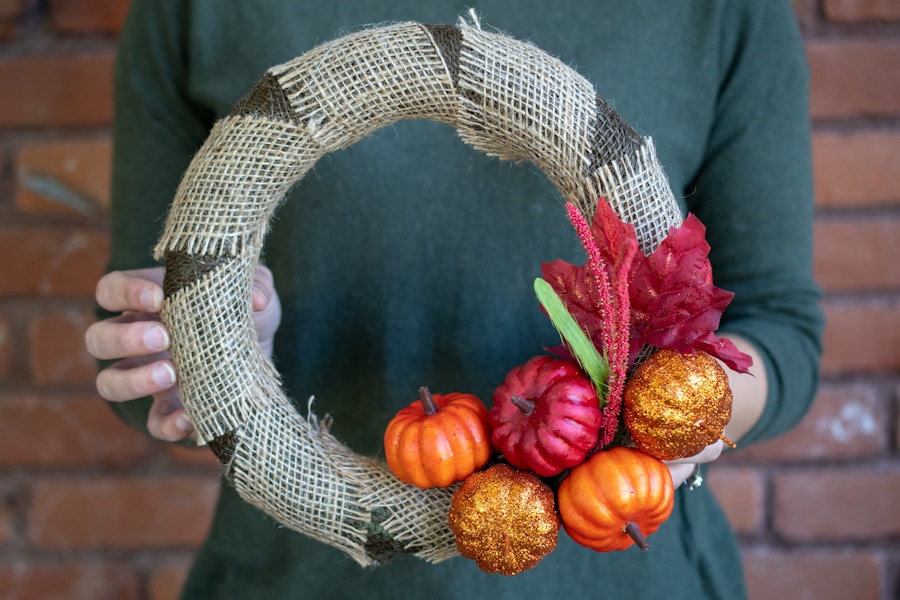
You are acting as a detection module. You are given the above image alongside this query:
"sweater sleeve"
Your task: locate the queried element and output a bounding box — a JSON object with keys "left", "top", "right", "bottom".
{"left": 103, "top": 0, "right": 213, "bottom": 433}
{"left": 686, "top": 0, "right": 824, "bottom": 445}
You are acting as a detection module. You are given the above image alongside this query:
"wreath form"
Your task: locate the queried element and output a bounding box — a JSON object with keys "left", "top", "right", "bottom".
{"left": 155, "top": 19, "right": 682, "bottom": 567}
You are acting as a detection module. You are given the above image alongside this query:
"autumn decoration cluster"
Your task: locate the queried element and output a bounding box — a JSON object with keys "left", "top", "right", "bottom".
{"left": 383, "top": 199, "right": 750, "bottom": 575}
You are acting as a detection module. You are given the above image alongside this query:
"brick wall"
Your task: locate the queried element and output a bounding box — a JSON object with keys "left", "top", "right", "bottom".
{"left": 0, "top": 1, "right": 897, "bottom": 598}
{"left": 712, "top": 2, "right": 900, "bottom": 598}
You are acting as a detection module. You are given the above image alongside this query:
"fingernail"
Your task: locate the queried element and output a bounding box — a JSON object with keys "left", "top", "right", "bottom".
{"left": 144, "top": 325, "right": 170, "bottom": 351}
{"left": 152, "top": 362, "right": 176, "bottom": 386}
{"left": 176, "top": 413, "right": 193, "bottom": 432}
{"left": 251, "top": 284, "right": 268, "bottom": 310}
{"left": 141, "top": 287, "right": 163, "bottom": 311}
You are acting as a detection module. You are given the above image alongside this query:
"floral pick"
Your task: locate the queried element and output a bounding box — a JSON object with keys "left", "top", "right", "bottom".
{"left": 565, "top": 202, "right": 634, "bottom": 448}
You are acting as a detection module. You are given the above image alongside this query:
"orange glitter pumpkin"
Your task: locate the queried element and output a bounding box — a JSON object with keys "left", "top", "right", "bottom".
{"left": 557, "top": 446, "right": 674, "bottom": 552}
{"left": 448, "top": 464, "right": 560, "bottom": 575}
{"left": 623, "top": 349, "right": 735, "bottom": 460}
{"left": 384, "top": 387, "right": 492, "bottom": 489}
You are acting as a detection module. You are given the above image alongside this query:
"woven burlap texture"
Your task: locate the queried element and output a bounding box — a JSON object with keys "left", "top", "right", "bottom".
{"left": 154, "top": 19, "right": 682, "bottom": 567}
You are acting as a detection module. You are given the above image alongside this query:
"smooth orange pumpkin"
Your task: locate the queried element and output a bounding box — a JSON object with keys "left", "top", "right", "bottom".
{"left": 557, "top": 446, "right": 674, "bottom": 552}
{"left": 384, "top": 387, "right": 492, "bottom": 488}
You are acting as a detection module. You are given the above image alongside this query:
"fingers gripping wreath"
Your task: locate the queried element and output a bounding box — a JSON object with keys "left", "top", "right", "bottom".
{"left": 154, "top": 19, "right": 683, "bottom": 568}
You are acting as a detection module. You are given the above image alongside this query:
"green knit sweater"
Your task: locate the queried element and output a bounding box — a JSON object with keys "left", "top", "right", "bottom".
{"left": 107, "top": 1, "right": 823, "bottom": 598}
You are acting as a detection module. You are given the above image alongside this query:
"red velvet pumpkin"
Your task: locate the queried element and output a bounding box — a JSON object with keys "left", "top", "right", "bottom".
{"left": 384, "top": 387, "right": 492, "bottom": 489}
{"left": 557, "top": 446, "right": 674, "bottom": 552}
{"left": 490, "top": 356, "right": 603, "bottom": 477}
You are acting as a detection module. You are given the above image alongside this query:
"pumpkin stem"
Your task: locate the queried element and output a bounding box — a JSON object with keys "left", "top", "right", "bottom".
{"left": 419, "top": 387, "right": 439, "bottom": 416}
{"left": 510, "top": 395, "right": 536, "bottom": 416}
{"left": 695, "top": 420, "right": 737, "bottom": 449}
{"left": 624, "top": 522, "right": 650, "bottom": 551}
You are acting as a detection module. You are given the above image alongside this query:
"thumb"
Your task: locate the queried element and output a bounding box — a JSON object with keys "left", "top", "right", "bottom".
{"left": 251, "top": 265, "right": 282, "bottom": 357}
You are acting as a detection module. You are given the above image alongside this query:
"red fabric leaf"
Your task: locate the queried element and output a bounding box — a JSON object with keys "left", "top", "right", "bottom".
{"left": 629, "top": 214, "right": 750, "bottom": 373}
{"left": 542, "top": 260, "right": 596, "bottom": 332}
{"left": 541, "top": 260, "right": 607, "bottom": 353}
{"left": 542, "top": 201, "right": 752, "bottom": 375}
{"left": 694, "top": 333, "right": 754, "bottom": 374}
{"left": 590, "top": 198, "right": 640, "bottom": 278}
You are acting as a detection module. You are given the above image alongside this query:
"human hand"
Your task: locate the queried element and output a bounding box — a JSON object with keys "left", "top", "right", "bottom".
{"left": 85, "top": 265, "right": 281, "bottom": 442}
{"left": 664, "top": 440, "right": 725, "bottom": 489}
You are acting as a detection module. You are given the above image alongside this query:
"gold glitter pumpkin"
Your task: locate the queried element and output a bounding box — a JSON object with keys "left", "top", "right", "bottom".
{"left": 623, "top": 349, "right": 734, "bottom": 460}
{"left": 448, "top": 463, "right": 560, "bottom": 575}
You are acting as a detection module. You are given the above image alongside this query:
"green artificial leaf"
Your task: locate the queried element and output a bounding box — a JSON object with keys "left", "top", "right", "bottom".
{"left": 534, "top": 277, "right": 610, "bottom": 403}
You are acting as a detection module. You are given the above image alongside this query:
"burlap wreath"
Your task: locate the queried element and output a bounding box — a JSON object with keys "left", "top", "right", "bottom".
{"left": 154, "top": 18, "right": 682, "bottom": 567}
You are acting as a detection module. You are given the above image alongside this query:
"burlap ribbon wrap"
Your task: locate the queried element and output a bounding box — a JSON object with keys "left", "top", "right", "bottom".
{"left": 154, "top": 19, "right": 682, "bottom": 567}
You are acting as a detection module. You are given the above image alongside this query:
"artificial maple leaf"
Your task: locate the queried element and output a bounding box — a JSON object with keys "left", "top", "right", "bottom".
{"left": 541, "top": 259, "right": 606, "bottom": 356}
{"left": 589, "top": 197, "right": 640, "bottom": 276}
{"left": 628, "top": 213, "right": 751, "bottom": 373}
{"left": 542, "top": 199, "right": 752, "bottom": 375}
{"left": 694, "top": 332, "right": 754, "bottom": 373}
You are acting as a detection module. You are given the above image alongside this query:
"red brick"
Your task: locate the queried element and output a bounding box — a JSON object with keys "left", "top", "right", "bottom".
{"left": 813, "top": 131, "right": 900, "bottom": 208}
{"left": 807, "top": 40, "right": 900, "bottom": 118}
{"left": 0, "top": 501, "right": 11, "bottom": 545}
{"left": 743, "top": 550, "right": 881, "bottom": 600}
{"left": 706, "top": 467, "right": 764, "bottom": 534}
{"left": 50, "top": 0, "right": 132, "bottom": 33}
{"left": 28, "top": 311, "right": 99, "bottom": 386}
{"left": 0, "top": 54, "right": 114, "bottom": 127}
{"left": 814, "top": 219, "right": 900, "bottom": 292}
{"left": 0, "top": 317, "right": 11, "bottom": 380}
{"left": 0, "top": 393, "right": 151, "bottom": 467}
{"left": 773, "top": 467, "right": 900, "bottom": 540}
{"left": 896, "top": 389, "right": 900, "bottom": 450}
{"left": 28, "top": 477, "right": 218, "bottom": 549}
{"left": 0, "top": 561, "right": 139, "bottom": 600}
{"left": 733, "top": 386, "right": 886, "bottom": 461}
{"left": 16, "top": 138, "right": 112, "bottom": 216}
{"left": 824, "top": 0, "right": 900, "bottom": 21}
{"left": 821, "top": 301, "right": 900, "bottom": 375}
{"left": 0, "top": 228, "right": 109, "bottom": 297}
{"left": 148, "top": 561, "right": 191, "bottom": 600}
{"left": 0, "top": 0, "right": 21, "bottom": 42}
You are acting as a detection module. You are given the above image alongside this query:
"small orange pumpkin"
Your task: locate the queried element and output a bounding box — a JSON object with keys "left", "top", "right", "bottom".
{"left": 384, "top": 387, "right": 492, "bottom": 488}
{"left": 557, "top": 446, "right": 674, "bottom": 552}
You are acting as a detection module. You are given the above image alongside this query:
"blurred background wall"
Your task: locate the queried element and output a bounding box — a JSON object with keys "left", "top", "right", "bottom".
{"left": 0, "top": 1, "right": 897, "bottom": 598}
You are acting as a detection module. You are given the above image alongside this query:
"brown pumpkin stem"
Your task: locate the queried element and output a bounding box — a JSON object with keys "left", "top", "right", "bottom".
{"left": 695, "top": 420, "right": 737, "bottom": 449}
{"left": 510, "top": 395, "right": 536, "bottom": 416}
{"left": 419, "top": 387, "right": 439, "bottom": 416}
{"left": 624, "top": 522, "right": 650, "bottom": 551}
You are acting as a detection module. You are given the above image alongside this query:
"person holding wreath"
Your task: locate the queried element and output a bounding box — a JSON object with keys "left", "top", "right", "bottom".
{"left": 86, "top": 1, "right": 823, "bottom": 598}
